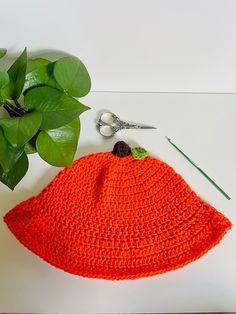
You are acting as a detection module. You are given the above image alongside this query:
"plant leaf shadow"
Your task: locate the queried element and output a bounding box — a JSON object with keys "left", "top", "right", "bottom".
{"left": 0, "top": 48, "right": 70, "bottom": 69}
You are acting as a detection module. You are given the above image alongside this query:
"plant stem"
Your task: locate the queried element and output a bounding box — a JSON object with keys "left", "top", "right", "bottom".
{"left": 14, "top": 99, "right": 27, "bottom": 113}
{"left": 3, "top": 101, "right": 26, "bottom": 117}
{"left": 3, "top": 104, "right": 18, "bottom": 117}
{"left": 14, "top": 99, "right": 21, "bottom": 108}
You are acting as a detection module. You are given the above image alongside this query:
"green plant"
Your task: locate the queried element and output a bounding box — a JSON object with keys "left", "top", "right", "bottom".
{"left": 0, "top": 48, "right": 91, "bottom": 190}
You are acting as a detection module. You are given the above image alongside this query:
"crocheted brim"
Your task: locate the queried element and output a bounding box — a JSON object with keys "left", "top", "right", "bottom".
{"left": 4, "top": 152, "right": 232, "bottom": 280}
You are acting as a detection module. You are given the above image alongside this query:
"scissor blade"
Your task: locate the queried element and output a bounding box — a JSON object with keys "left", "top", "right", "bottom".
{"left": 138, "top": 125, "right": 157, "bottom": 129}
{"left": 124, "top": 124, "right": 157, "bottom": 130}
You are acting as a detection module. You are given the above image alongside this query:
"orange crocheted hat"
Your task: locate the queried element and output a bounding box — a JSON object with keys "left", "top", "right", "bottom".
{"left": 4, "top": 141, "right": 232, "bottom": 280}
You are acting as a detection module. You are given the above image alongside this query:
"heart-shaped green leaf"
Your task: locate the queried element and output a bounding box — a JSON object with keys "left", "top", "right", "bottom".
{"left": 0, "top": 128, "right": 24, "bottom": 172}
{"left": 0, "top": 65, "right": 9, "bottom": 89}
{"left": 24, "top": 86, "right": 89, "bottom": 130}
{"left": 0, "top": 111, "right": 42, "bottom": 147}
{"left": 27, "top": 57, "right": 50, "bottom": 73}
{"left": 36, "top": 118, "right": 80, "bottom": 167}
{"left": 0, "top": 152, "right": 28, "bottom": 190}
{"left": 24, "top": 62, "right": 60, "bottom": 91}
{"left": 53, "top": 56, "right": 91, "bottom": 97}
{"left": 0, "top": 48, "right": 7, "bottom": 59}
{"left": 3, "top": 48, "right": 27, "bottom": 100}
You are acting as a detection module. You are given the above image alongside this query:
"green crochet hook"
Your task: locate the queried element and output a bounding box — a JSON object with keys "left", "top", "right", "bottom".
{"left": 166, "top": 137, "right": 231, "bottom": 200}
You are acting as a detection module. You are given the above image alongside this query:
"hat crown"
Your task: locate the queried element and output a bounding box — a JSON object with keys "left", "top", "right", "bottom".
{"left": 4, "top": 146, "right": 232, "bottom": 280}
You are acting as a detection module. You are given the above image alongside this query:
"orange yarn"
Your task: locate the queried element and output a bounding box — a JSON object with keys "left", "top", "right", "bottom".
{"left": 4, "top": 143, "right": 232, "bottom": 280}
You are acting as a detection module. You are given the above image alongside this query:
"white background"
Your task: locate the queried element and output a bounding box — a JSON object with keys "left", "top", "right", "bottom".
{"left": 1, "top": 0, "right": 236, "bottom": 93}
{"left": 0, "top": 0, "right": 236, "bottom": 313}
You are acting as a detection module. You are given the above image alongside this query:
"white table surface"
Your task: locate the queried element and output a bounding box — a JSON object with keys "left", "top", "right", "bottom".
{"left": 0, "top": 92, "right": 236, "bottom": 313}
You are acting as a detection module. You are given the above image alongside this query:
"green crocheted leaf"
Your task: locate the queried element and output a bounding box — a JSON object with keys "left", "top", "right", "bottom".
{"left": 131, "top": 147, "right": 149, "bottom": 160}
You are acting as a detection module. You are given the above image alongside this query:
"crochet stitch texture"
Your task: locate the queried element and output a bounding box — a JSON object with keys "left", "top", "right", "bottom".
{"left": 4, "top": 143, "right": 232, "bottom": 280}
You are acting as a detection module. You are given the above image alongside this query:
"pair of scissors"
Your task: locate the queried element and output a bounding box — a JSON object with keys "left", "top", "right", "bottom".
{"left": 97, "top": 111, "right": 156, "bottom": 137}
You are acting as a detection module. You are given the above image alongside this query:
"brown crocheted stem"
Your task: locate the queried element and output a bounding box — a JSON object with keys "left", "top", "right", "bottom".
{"left": 112, "top": 141, "right": 131, "bottom": 158}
